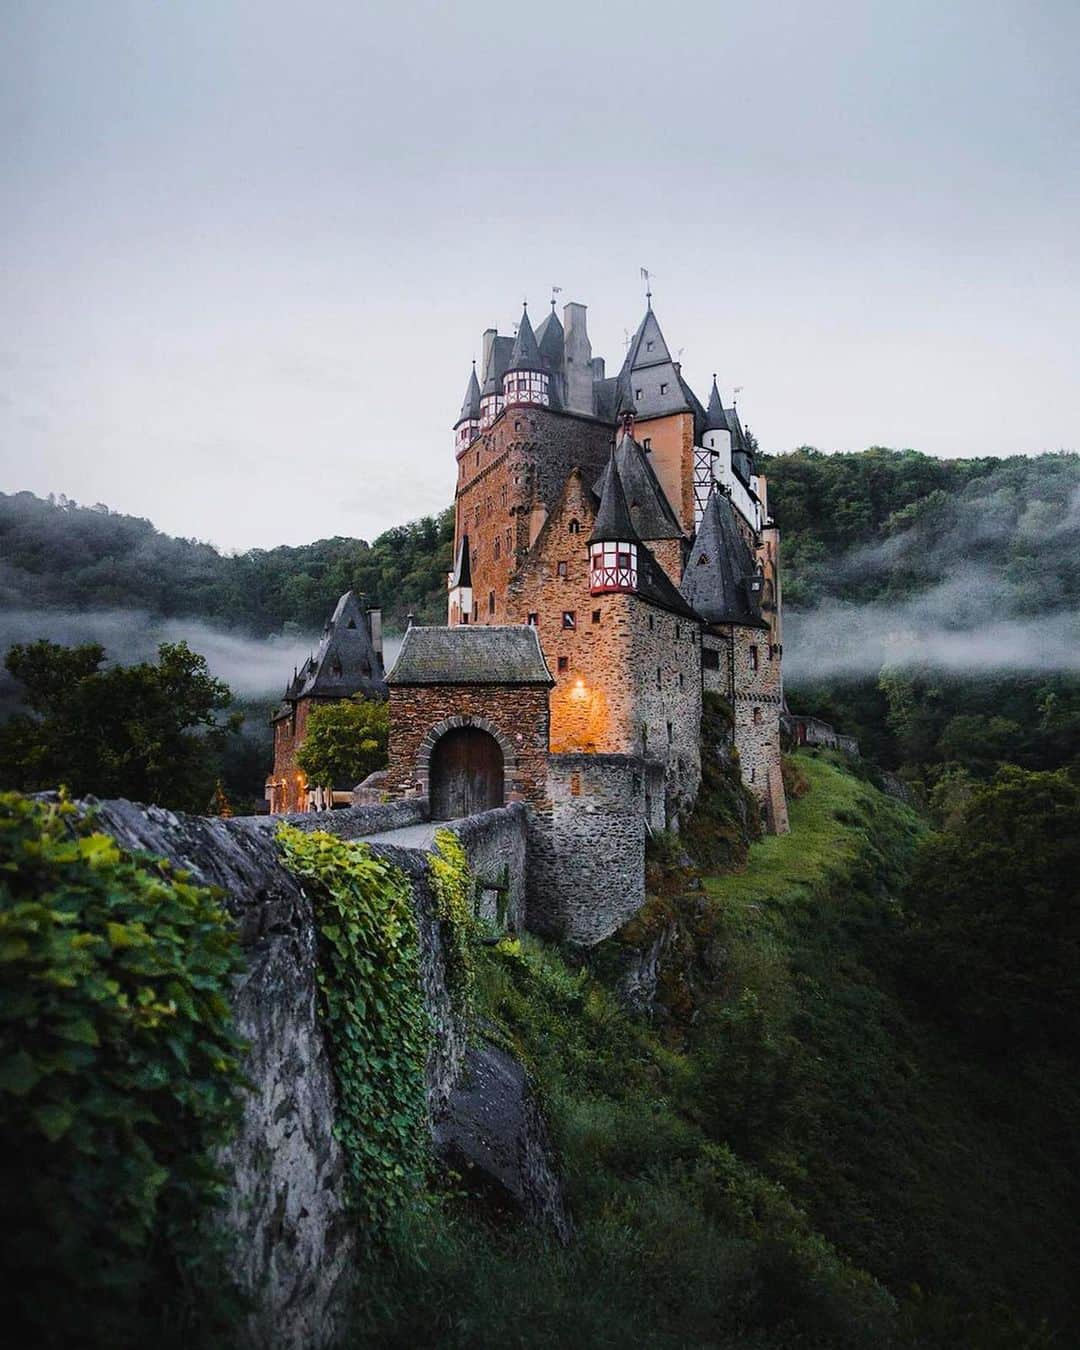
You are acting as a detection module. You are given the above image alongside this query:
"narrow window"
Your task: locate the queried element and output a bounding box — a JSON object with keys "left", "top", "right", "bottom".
{"left": 494, "top": 537, "right": 501, "bottom": 560}
{"left": 476, "top": 451, "right": 480, "bottom": 466}
{"left": 488, "top": 591, "right": 495, "bottom": 615}
{"left": 562, "top": 610, "right": 576, "bottom": 630}
{"left": 750, "top": 766, "right": 756, "bottom": 783}
{"left": 570, "top": 772, "right": 582, "bottom": 796}
{"left": 646, "top": 340, "right": 654, "bottom": 352}
{"left": 675, "top": 624, "right": 680, "bottom": 639}
{"left": 698, "top": 553, "right": 708, "bottom": 565}
{"left": 635, "top": 388, "right": 643, "bottom": 401}
{"left": 679, "top": 672, "right": 684, "bottom": 689}
{"left": 659, "top": 382, "right": 668, "bottom": 395}
{"left": 527, "top": 612, "right": 538, "bottom": 625}
{"left": 753, "top": 706, "right": 763, "bottom": 725}
{"left": 472, "top": 601, "right": 478, "bottom": 619}
{"left": 642, "top": 723, "right": 648, "bottom": 748}
{"left": 568, "top": 518, "right": 580, "bottom": 535}
{"left": 656, "top": 667, "right": 662, "bottom": 689}
{"left": 667, "top": 721, "right": 673, "bottom": 744}
{"left": 558, "top": 655, "right": 569, "bottom": 672}
{"left": 749, "top": 645, "right": 759, "bottom": 671}
{"left": 648, "top": 614, "right": 654, "bottom": 631}
{"left": 643, "top": 437, "right": 651, "bottom": 450}
{"left": 557, "top": 560, "right": 568, "bottom": 578}
{"left": 592, "top": 609, "right": 601, "bottom": 624}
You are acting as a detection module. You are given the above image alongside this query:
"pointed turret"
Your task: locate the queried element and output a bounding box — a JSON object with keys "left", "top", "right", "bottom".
{"left": 454, "top": 362, "right": 482, "bottom": 452}
{"left": 534, "top": 304, "right": 564, "bottom": 373}
{"left": 457, "top": 363, "right": 481, "bottom": 425}
{"left": 588, "top": 452, "right": 640, "bottom": 595}
{"left": 296, "top": 590, "right": 389, "bottom": 700}
{"left": 705, "top": 376, "right": 729, "bottom": 433}
{"left": 503, "top": 303, "right": 551, "bottom": 408}
{"left": 507, "top": 304, "right": 542, "bottom": 371}
{"left": 680, "top": 487, "right": 767, "bottom": 629}
{"left": 447, "top": 533, "right": 473, "bottom": 625}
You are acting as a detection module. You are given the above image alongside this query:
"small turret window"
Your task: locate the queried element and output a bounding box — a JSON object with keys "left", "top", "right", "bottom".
{"left": 568, "top": 519, "right": 580, "bottom": 535}
{"left": 660, "top": 382, "right": 668, "bottom": 395}
{"left": 558, "top": 656, "right": 569, "bottom": 672}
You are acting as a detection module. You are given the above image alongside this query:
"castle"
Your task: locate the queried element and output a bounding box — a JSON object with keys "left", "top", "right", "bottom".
{"left": 269, "top": 294, "right": 787, "bottom": 942}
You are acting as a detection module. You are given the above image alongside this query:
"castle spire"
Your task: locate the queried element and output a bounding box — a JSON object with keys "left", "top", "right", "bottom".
{"left": 705, "top": 375, "right": 730, "bottom": 433}
{"left": 507, "top": 302, "right": 542, "bottom": 371}
{"left": 456, "top": 361, "right": 482, "bottom": 425}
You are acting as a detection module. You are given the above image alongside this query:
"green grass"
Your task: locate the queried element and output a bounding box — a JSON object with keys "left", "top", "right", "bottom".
{"left": 355, "top": 751, "right": 1076, "bottom": 1349}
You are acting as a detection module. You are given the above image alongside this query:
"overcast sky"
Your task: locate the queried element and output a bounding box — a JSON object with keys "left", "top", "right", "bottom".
{"left": 2, "top": 1, "right": 1077, "bottom": 551}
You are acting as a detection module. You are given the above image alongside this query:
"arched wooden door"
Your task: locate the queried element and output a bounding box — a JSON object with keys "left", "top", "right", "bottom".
{"left": 429, "top": 727, "right": 504, "bottom": 820}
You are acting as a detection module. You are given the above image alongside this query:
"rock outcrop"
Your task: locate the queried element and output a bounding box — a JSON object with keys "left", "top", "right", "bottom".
{"left": 75, "top": 798, "right": 566, "bottom": 1348}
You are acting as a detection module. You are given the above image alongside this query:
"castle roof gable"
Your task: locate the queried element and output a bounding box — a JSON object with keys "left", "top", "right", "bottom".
{"left": 387, "top": 625, "right": 554, "bottom": 686}
{"left": 592, "top": 431, "right": 683, "bottom": 541}
{"left": 588, "top": 453, "right": 640, "bottom": 545}
{"left": 296, "top": 590, "right": 388, "bottom": 701}
{"left": 680, "top": 488, "right": 767, "bottom": 629}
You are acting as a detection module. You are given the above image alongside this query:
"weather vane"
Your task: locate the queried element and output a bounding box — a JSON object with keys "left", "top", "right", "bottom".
{"left": 640, "top": 267, "right": 654, "bottom": 307}
{"left": 551, "top": 284, "right": 562, "bottom": 310}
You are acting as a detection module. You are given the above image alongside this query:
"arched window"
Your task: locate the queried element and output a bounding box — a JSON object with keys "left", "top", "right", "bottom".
{"left": 568, "top": 518, "right": 580, "bottom": 535}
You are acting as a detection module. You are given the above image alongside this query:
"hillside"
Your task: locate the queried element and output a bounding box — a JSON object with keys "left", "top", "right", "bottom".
{"left": 3, "top": 448, "right": 1080, "bottom": 803}
{"left": 350, "top": 752, "right": 1080, "bottom": 1346}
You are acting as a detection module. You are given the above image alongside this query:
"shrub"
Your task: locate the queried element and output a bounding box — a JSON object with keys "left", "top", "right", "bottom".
{"left": 0, "top": 792, "right": 246, "bottom": 1347}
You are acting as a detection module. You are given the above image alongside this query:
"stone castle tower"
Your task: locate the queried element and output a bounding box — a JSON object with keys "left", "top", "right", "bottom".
{"left": 435, "top": 296, "right": 787, "bottom": 834}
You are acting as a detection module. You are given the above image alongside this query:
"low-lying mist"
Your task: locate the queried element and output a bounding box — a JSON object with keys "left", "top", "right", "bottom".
{"left": 786, "top": 566, "right": 1080, "bottom": 681}
{"left": 0, "top": 610, "right": 404, "bottom": 701}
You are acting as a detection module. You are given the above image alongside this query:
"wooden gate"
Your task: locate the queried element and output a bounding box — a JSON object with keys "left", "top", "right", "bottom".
{"left": 429, "top": 727, "right": 505, "bottom": 820}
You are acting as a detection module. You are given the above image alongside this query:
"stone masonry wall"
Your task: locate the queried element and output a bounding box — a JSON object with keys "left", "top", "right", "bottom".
{"left": 448, "top": 802, "right": 529, "bottom": 930}
{"left": 626, "top": 600, "right": 702, "bottom": 824}
{"left": 526, "top": 753, "right": 650, "bottom": 944}
{"left": 268, "top": 697, "right": 313, "bottom": 814}
{"left": 454, "top": 406, "right": 613, "bottom": 625}
{"left": 729, "top": 625, "right": 788, "bottom": 833}
{"left": 384, "top": 683, "right": 551, "bottom": 806}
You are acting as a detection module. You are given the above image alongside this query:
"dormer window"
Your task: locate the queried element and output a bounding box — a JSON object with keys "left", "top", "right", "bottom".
{"left": 643, "top": 438, "right": 651, "bottom": 451}
{"left": 646, "top": 340, "right": 654, "bottom": 352}
{"left": 635, "top": 389, "right": 643, "bottom": 401}
{"left": 660, "top": 382, "right": 668, "bottom": 394}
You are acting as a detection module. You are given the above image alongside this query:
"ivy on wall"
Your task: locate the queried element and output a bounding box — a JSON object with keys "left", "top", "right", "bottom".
{"left": 0, "top": 791, "right": 247, "bottom": 1348}
{"left": 428, "top": 828, "right": 476, "bottom": 1025}
{"left": 276, "top": 826, "right": 431, "bottom": 1233}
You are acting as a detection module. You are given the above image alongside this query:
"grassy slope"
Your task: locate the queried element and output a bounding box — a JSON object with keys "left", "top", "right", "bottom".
{"left": 361, "top": 754, "right": 1076, "bottom": 1348}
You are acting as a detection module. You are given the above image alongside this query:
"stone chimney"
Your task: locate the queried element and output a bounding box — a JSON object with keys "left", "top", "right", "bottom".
{"left": 563, "top": 302, "right": 594, "bottom": 415}
{"left": 481, "top": 328, "right": 497, "bottom": 380}
{"left": 367, "top": 607, "right": 383, "bottom": 668}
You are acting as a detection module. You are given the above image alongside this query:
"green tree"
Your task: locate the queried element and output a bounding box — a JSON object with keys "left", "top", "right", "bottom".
{"left": 294, "top": 696, "right": 389, "bottom": 791}
{"left": 0, "top": 640, "right": 238, "bottom": 811}
{"left": 903, "top": 765, "right": 1080, "bottom": 1049}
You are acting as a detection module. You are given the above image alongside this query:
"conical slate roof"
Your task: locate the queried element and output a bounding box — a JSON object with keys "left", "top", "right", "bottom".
{"left": 456, "top": 364, "right": 481, "bottom": 425}
{"left": 507, "top": 304, "right": 543, "bottom": 372}
{"left": 617, "top": 307, "right": 702, "bottom": 423}
{"left": 534, "top": 306, "right": 564, "bottom": 372}
{"left": 588, "top": 453, "right": 639, "bottom": 544}
{"left": 705, "top": 377, "right": 729, "bottom": 433}
{"left": 591, "top": 431, "right": 683, "bottom": 541}
{"left": 449, "top": 533, "right": 472, "bottom": 589}
{"left": 680, "top": 487, "right": 768, "bottom": 629}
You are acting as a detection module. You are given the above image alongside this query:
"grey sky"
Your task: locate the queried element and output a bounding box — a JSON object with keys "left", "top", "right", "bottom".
{"left": 2, "top": 0, "right": 1077, "bottom": 551}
